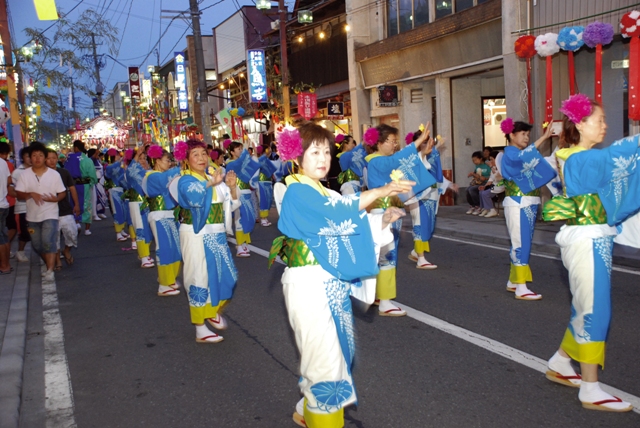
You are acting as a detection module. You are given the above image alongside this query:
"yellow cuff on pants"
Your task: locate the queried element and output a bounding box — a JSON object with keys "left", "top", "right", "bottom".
{"left": 561, "top": 328, "right": 606, "bottom": 368}
{"left": 304, "top": 399, "right": 344, "bottom": 428}
{"left": 376, "top": 267, "right": 397, "bottom": 300}
{"left": 260, "top": 210, "right": 269, "bottom": 219}
{"left": 236, "top": 230, "right": 251, "bottom": 245}
{"left": 509, "top": 264, "right": 532, "bottom": 284}
{"left": 190, "top": 299, "right": 228, "bottom": 325}
{"left": 128, "top": 225, "right": 137, "bottom": 240}
{"left": 114, "top": 223, "right": 126, "bottom": 233}
{"left": 136, "top": 240, "right": 151, "bottom": 258}
{"left": 157, "top": 261, "right": 181, "bottom": 286}
{"left": 414, "top": 240, "right": 430, "bottom": 253}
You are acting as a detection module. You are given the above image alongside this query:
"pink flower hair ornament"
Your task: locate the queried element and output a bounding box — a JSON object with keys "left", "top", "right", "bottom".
{"left": 210, "top": 150, "right": 219, "bottom": 161}
{"left": 223, "top": 139, "right": 232, "bottom": 150}
{"left": 256, "top": 145, "right": 264, "bottom": 155}
{"left": 124, "top": 149, "right": 134, "bottom": 161}
{"left": 276, "top": 125, "right": 304, "bottom": 162}
{"left": 335, "top": 134, "right": 345, "bottom": 144}
{"left": 559, "top": 93, "right": 593, "bottom": 124}
{"left": 500, "top": 117, "right": 515, "bottom": 135}
{"left": 147, "top": 145, "right": 164, "bottom": 159}
{"left": 107, "top": 148, "right": 118, "bottom": 157}
{"left": 173, "top": 141, "right": 188, "bottom": 162}
{"left": 363, "top": 127, "right": 379, "bottom": 146}
{"left": 405, "top": 132, "right": 414, "bottom": 145}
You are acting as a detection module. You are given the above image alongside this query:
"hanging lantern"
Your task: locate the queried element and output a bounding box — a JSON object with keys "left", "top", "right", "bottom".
{"left": 298, "top": 10, "right": 313, "bottom": 24}
{"left": 557, "top": 26, "right": 585, "bottom": 96}
{"left": 583, "top": 22, "right": 614, "bottom": 104}
{"left": 535, "top": 33, "right": 560, "bottom": 124}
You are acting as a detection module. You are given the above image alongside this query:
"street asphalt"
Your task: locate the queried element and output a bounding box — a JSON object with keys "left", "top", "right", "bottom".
{"left": 4, "top": 206, "right": 640, "bottom": 427}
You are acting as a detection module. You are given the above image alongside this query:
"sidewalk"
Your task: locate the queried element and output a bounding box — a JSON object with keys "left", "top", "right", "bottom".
{"left": 433, "top": 205, "right": 640, "bottom": 269}
{"left": 0, "top": 245, "right": 32, "bottom": 428}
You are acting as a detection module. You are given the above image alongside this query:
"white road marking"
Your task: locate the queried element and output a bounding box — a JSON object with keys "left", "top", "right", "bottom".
{"left": 42, "top": 277, "right": 77, "bottom": 427}
{"left": 243, "top": 237, "right": 640, "bottom": 413}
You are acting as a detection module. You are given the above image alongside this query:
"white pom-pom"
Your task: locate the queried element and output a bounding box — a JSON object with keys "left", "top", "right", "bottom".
{"left": 535, "top": 33, "right": 560, "bottom": 57}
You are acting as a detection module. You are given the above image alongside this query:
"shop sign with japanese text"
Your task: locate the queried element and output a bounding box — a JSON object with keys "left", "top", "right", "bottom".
{"left": 327, "top": 102, "right": 344, "bottom": 119}
{"left": 128, "top": 67, "right": 141, "bottom": 103}
{"left": 174, "top": 52, "right": 189, "bottom": 113}
{"left": 297, "top": 92, "right": 317, "bottom": 120}
{"left": 247, "top": 49, "right": 267, "bottom": 103}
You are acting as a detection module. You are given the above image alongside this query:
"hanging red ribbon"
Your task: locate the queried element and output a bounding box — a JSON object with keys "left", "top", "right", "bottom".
{"left": 630, "top": 37, "right": 640, "bottom": 120}
{"left": 545, "top": 56, "right": 553, "bottom": 124}
{"left": 595, "top": 44, "right": 603, "bottom": 103}
{"left": 568, "top": 51, "right": 576, "bottom": 95}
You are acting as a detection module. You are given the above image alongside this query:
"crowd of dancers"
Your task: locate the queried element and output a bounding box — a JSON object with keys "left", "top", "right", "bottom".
{"left": 4, "top": 92, "right": 638, "bottom": 427}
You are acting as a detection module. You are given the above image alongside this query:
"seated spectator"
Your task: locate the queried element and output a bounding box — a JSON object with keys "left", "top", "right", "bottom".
{"left": 482, "top": 147, "right": 492, "bottom": 164}
{"left": 466, "top": 151, "right": 491, "bottom": 215}
{"left": 477, "top": 150, "right": 504, "bottom": 218}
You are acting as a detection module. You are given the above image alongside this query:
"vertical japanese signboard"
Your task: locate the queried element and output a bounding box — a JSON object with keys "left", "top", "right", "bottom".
{"left": 174, "top": 52, "right": 189, "bottom": 113}
{"left": 247, "top": 49, "right": 267, "bottom": 103}
{"left": 297, "top": 92, "right": 317, "bottom": 120}
{"left": 128, "top": 67, "right": 141, "bottom": 103}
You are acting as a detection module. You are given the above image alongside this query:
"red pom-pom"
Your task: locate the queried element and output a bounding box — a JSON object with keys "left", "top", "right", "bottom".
{"left": 363, "top": 127, "right": 379, "bottom": 146}
{"left": 621, "top": 11, "right": 640, "bottom": 38}
{"left": 514, "top": 35, "right": 537, "bottom": 59}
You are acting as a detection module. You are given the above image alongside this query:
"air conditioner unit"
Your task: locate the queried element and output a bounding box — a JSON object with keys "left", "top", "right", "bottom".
{"left": 271, "top": 20, "right": 280, "bottom": 30}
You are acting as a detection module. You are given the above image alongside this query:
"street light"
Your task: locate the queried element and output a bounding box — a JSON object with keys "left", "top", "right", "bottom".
{"left": 256, "top": 0, "right": 271, "bottom": 10}
{"left": 119, "top": 91, "right": 126, "bottom": 98}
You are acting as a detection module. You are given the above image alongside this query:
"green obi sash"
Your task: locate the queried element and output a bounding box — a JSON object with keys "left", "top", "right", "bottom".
{"left": 543, "top": 194, "right": 607, "bottom": 225}
{"left": 337, "top": 169, "right": 359, "bottom": 185}
{"left": 147, "top": 195, "right": 166, "bottom": 212}
{"left": 124, "top": 188, "right": 145, "bottom": 202}
{"left": 180, "top": 202, "right": 224, "bottom": 225}
{"left": 370, "top": 196, "right": 404, "bottom": 210}
{"left": 237, "top": 178, "right": 251, "bottom": 190}
{"left": 259, "top": 172, "right": 271, "bottom": 182}
{"left": 269, "top": 236, "right": 319, "bottom": 268}
{"left": 504, "top": 180, "right": 541, "bottom": 197}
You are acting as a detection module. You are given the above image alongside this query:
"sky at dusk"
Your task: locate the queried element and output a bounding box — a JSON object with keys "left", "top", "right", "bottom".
{"left": 8, "top": 0, "right": 285, "bottom": 117}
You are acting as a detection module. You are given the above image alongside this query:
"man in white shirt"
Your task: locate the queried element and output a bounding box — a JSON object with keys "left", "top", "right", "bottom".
{"left": 11, "top": 147, "right": 32, "bottom": 262}
{"left": 14, "top": 142, "right": 66, "bottom": 282}
{"left": 0, "top": 154, "right": 11, "bottom": 274}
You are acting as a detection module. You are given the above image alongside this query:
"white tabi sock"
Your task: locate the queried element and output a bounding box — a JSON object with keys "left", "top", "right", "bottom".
{"left": 378, "top": 299, "right": 399, "bottom": 312}
{"left": 195, "top": 324, "right": 213, "bottom": 339}
{"left": 295, "top": 397, "right": 305, "bottom": 416}
{"left": 579, "top": 381, "right": 631, "bottom": 410}
{"left": 548, "top": 351, "right": 579, "bottom": 380}
{"left": 515, "top": 283, "right": 539, "bottom": 297}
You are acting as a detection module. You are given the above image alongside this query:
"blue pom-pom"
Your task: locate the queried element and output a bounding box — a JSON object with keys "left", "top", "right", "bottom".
{"left": 558, "top": 26, "right": 585, "bottom": 52}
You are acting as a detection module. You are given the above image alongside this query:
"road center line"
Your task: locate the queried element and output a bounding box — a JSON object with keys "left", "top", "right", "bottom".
{"left": 239, "top": 238, "right": 640, "bottom": 413}
{"left": 42, "top": 277, "right": 77, "bottom": 427}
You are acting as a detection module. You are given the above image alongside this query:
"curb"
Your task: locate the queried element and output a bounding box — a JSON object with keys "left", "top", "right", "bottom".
{"left": 0, "top": 248, "right": 32, "bottom": 428}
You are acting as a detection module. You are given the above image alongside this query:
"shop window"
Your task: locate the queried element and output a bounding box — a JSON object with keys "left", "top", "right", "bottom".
{"left": 387, "top": 0, "right": 486, "bottom": 36}
{"left": 482, "top": 97, "right": 506, "bottom": 148}
{"left": 410, "top": 88, "right": 424, "bottom": 103}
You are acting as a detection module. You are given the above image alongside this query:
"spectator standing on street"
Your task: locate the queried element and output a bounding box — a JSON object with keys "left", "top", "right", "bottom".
{"left": 465, "top": 151, "right": 491, "bottom": 215}
{"left": 45, "top": 149, "right": 79, "bottom": 269}
{"left": 0, "top": 147, "right": 12, "bottom": 274}
{"left": 65, "top": 140, "right": 97, "bottom": 235}
{"left": 542, "top": 94, "right": 639, "bottom": 412}
{"left": 0, "top": 142, "right": 17, "bottom": 260}
{"left": 497, "top": 118, "right": 554, "bottom": 301}
{"left": 11, "top": 147, "right": 32, "bottom": 262}
{"left": 477, "top": 150, "right": 503, "bottom": 218}
{"left": 14, "top": 142, "right": 66, "bottom": 282}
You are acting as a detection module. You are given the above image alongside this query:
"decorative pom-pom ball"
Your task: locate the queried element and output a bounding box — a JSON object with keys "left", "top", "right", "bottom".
{"left": 173, "top": 141, "right": 188, "bottom": 161}
{"left": 559, "top": 93, "right": 593, "bottom": 124}
{"left": 237, "top": 107, "right": 245, "bottom": 116}
{"left": 583, "top": 22, "right": 614, "bottom": 47}
{"left": 223, "top": 139, "right": 232, "bottom": 150}
{"left": 335, "top": 134, "right": 345, "bottom": 144}
{"left": 621, "top": 11, "right": 640, "bottom": 38}
{"left": 500, "top": 117, "right": 515, "bottom": 135}
{"left": 147, "top": 145, "right": 164, "bottom": 159}
{"left": 557, "top": 26, "right": 585, "bottom": 52}
{"left": 405, "top": 132, "right": 414, "bottom": 145}
{"left": 230, "top": 108, "right": 238, "bottom": 117}
{"left": 363, "top": 127, "right": 380, "bottom": 146}
{"left": 276, "top": 126, "right": 304, "bottom": 162}
{"left": 514, "top": 35, "right": 537, "bottom": 59}
{"left": 535, "top": 33, "right": 560, "bottom": 57}
{"left": 210, "top": 151, "right": 219, "bottom": 161}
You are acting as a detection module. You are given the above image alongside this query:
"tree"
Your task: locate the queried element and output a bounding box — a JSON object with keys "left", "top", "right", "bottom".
{"left": 17, "top": 9, "right": 119, "bottom": 138}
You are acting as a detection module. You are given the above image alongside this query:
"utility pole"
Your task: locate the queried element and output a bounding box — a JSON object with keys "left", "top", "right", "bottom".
{"left": 189, "top": 0, "right": 213, "bottom": 146}
{"left": 0, "top": 0, "right": 25, "bottom": 151}
{"left": 278, "top": 0, "right": 290, "bottom": 121}
{"left": 90, "top": 33, "right": 104, "bottom": 110}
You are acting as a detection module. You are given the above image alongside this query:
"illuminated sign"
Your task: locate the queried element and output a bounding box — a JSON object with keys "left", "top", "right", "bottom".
{"left": 174, "top": 52, "right": 189, "bottom": 113}
{"left": 247, "top": 49, "right": 267, "bottom": 103}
